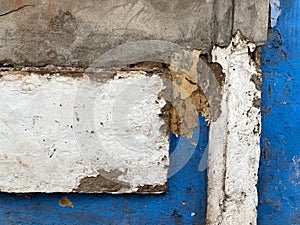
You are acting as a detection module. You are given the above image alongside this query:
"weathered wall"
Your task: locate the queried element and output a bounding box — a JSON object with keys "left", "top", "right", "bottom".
{"left": 0, "top": 0, "right": 268, "bottom": 66}
{"left": 258, "top": 0, "right": 300, "bottom": 224}
{"left": 0, "top": 0, "right": 272, "bottom": 223}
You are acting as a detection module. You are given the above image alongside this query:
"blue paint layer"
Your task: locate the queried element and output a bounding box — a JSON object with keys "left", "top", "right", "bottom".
{"left": 0, "top": 116, "right": 208, "bottom": 225}
{"left": 258, "top": 0, "right": 300, "bottom": 224}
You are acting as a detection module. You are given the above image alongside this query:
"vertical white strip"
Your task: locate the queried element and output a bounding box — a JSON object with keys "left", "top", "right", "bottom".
{"left": 206, "top": 32, "right": 261, "bottom": 225}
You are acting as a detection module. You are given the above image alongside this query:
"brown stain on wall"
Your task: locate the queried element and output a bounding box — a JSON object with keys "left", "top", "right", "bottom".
{"left": 59, "top": 196, "right": 74, "bottom": 208}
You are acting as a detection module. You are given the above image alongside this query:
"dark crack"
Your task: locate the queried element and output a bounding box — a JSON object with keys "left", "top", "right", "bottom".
{"left": 0, "top": 5, "right": 35, "bottom": 17}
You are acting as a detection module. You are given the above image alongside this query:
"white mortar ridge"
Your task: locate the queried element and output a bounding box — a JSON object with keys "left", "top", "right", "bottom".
{"left": 206, "top": 32, "right": 261, "bottom": 225}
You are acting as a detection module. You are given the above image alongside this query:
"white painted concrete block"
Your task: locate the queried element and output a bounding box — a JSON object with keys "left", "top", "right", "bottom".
{"left": 0, "top": 71, "right": 169, "bottom": 193}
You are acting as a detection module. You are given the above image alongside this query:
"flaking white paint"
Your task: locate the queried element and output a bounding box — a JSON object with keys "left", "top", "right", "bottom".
{"left": 0, "top": 71, "right": 169, "bottom": 193}
{"left": 206, "top": 32, "right": 261, "bottom": 225}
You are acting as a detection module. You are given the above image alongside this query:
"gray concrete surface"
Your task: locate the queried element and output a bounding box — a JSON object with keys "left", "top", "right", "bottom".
{"left": 0, "top": 0, "right": 269, "bottom": 66}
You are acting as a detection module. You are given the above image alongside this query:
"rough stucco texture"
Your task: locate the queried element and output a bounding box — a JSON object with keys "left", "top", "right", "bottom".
{"left": 258, "top": 0, "right": 300, "bottom": 224}
{"left": 0, "top": 71, "right": 169, "bottom": 193}
{"left": 0, "top": 0, "right": 268, "bottom": 66}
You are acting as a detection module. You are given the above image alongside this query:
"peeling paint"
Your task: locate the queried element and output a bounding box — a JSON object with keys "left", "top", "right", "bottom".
{"left": 169, "top": 50, "right": 210, "bottom": 139}
{"left": 0, "top": 0, "right": 272, "bottom": 223}
{"left": 84, "top": 40, "right": 219, "bottom": 139}
{"left": 0, "top": 40, "right": 230, "bottom": 194}
{"left": 90, "top": 40, "right": 224, "bottom": 139}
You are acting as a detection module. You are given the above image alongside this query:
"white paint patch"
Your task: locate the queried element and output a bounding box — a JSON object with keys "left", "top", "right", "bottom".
{"left": 270, "top": 0, "right": 281, "bottom": 27}
{"left": 0, "top": 71, "right": 169, "bottom": 193}
{"left": 206, "top": 32, "right": 261, "bottom": 225}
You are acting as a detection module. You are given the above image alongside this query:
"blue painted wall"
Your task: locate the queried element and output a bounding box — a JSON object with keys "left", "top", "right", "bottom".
{"left": 0, "top": 117, "right": 208, "bottom": 224}
{"left": 258, "top": 0, "right": 300, "bottom": 224}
